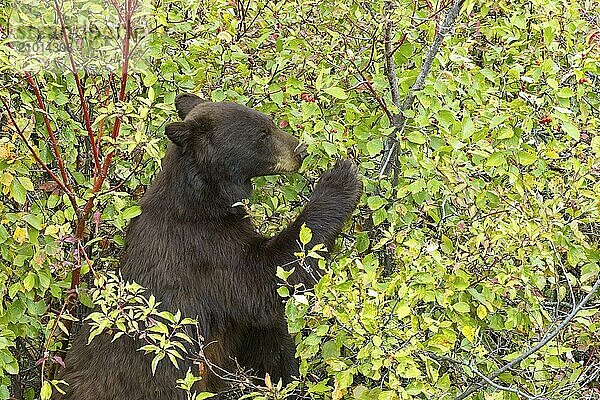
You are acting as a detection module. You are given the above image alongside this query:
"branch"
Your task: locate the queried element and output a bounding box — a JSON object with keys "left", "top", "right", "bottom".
{"left": 343, "top": 38, "right": 393, "bottom": 122}
{"left": 40, "top": 291, "right": 77, "bottom": 383}
{"left": 427, "top": 352, "right": 536, "bottom": 400}
{"left": 54, "top": 0, "right": 137, "bottom": 373}
{"left": 101, "top": 0, "right": 135, "bottom": 170}
{"left": 53, "top": 0, "right": 101, "bottom": 177}
{"left": 455, "top": 276, "right": 600, "bottom": 400}
{"left": 384, "top": 0, "right": 401, "bottom": 112}
{"left": 24, "top": 71, "right": 75, "bottom": 191}
{"left": 379, "top": 0, "right": 466, "bottom": 178}
{"left": 72, "top": 0, "right": 136, "bottom": 279}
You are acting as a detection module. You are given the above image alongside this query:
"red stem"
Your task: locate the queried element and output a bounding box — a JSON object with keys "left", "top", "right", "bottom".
{"left": 24, "top": 72, "right": 75, "bottom": 195}
{"left": 70, "top": 0, "right": 135, "bottom": 289}
{"left": 53, "top": 0, "right": 101, "bottom": 178}
{"left": 90, "top": 76, "right": 112, "bottom": 146}
{"left": 39, "top": 291, "right": 76, "bottom": 381}
{"left": 48, "top": 1, "right": 137, "bottom": 377}
{"left": 1, "top": 98, "right": 74, "bottom": 201}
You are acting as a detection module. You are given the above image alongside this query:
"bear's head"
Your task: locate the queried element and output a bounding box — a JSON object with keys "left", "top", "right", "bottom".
{"left": 164, "top": 93, "right": 307, "bottom": 181}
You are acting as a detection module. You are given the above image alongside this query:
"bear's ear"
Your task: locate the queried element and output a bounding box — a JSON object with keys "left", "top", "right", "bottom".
{"left": 175, "top": 93, "right": 205, "bottom": 120}
{"left": 165, "top": 122, "right": 192, "bottom": 147}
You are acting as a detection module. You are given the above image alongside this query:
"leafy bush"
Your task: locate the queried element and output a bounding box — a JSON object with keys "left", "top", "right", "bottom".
{"left": 0, "top": 0, "right": 599, "bottom": 399}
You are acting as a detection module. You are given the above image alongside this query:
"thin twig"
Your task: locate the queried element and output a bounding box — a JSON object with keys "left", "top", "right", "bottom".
{"left": 550, "top": 240, "right": 576, "bottom": 307}
{"left": 1, "top": 98, "right": 72, "bottom": 198}
{"left": 343, "top": 40, "right": 393, "bottom": 122}
{"left": 39, "top": 292, "right": 76, "bottom": 382}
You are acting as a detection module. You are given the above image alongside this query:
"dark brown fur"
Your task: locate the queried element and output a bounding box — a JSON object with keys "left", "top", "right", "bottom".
{"left": 55, "top": 94, "right": 362, "bottom": 399}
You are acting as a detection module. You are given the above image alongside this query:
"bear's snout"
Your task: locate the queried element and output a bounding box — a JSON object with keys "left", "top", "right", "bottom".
{"left": 270, "top": 130, "right": 305, "bottom": 174}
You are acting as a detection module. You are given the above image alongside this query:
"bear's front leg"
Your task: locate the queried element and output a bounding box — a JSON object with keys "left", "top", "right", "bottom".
{"left": 299, "top": 159, "right": 362, "bottom": 249}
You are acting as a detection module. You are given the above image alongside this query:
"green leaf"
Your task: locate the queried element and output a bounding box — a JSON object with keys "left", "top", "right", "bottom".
{"left": 497, "top": 127, "right": 514, "bottom": 139}
{"left": 307, "top": 380, "right": 330, "bottom": 394}
{"left": 373, "top": 208, "right": 387, "bottom": 226}
{"left": 276, "top": 266, "right": 295, "bottom": 280}
{"left": 367, "top": 196, "right": 386, "bottom": 210}
{"left": 0, "top": 385, "right": 9, "bottom": 399}
{"left": 270, "top": 90, "right": 284, "bottom": 106}
{"left": 477, "top": 305, "right": 488, "bottom": 319}
{"left": 396, "top": 303, "right": 411, "bottom": 319}
{"left": 355, "top": 232, "right": 370, "bottom": 253}
{"left": 322, "top": 141, "right": 337, "bottom": 156}
{"left": 441, "top": 235, "right": 454, "bottom": 254}
{"left": 461, "top": 116, "right": 475, "bottom": 140}
{"left": 453, "top": 302, "right": 470, "bottom": 313}
{"left": 486, "top": 152, "right": 506, "bottom": 167}
{"left": 23, "top": 272, "right": 36, "bottom": 291}
{"left": 324, "top": 86, "right": 348, "bottom": 100}
{"left": 407, "top": 131, "right": 426, "bottom": 144}
{"left": 0, "top": 225, "right": 8, "bottom": 244}
{"left": 17, "top": 176, "right": 34, "bottom": 191}
{"left": 336, "top": 369, "right": 354, "bottom": 389}
{"left": 11, "top": 179, "right": 26, "bottom": 205}
{"left": 211, "top": 89, "right": 226, "bottom": 102}
{"left": 562, "top": 121, "right": 580, "bottom": 140}
{"left": 460, "top": 324, "right": 477, "bottom": 343}
{"left": 23, "top": 214, "right": 43, "bottom": 230}
{"left": 436, "top": 110, "right": 455, "bottom": 127}
{"left": 556, "top": 87, "right": 574, "bottom": 98}
{"left": 151, "top": 352, "right": 165, "bottom": 375}
{"left": 195, "top": 393, "right": 216, "bottom": 400}
{"left": 489, "top": 115, "right": 508, "bottom": 129}
{"left": 516, "top": 151, "right": 537, "bottom": 166}
{"left": 143, "top": 73, "right": 158, "bottom": 87}
{"left": 122, "top": 206, "right": 142, "bottom": 220}
{"left": 79, "top": 291, "right": 94, "bottom": 308}
{"left": 366, "top": 139, "right": 383, "bottom": 156}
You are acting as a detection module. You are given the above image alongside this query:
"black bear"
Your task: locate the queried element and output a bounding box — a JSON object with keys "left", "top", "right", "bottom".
{"left": 55, "top": 93, "right": 362, "bottom": 399}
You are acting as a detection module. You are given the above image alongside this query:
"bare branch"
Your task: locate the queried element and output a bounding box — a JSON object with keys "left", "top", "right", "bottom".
{"left": 427, "top": 352, "right": 537, "bottom": 399}
{"left": 384, "top": 0, "right": 401, "bottom": 112}
{"left": 379, "top": 0, "right": 466, "bottom": 178}
{"left": 456, "top": 276, "right": 600, "bottom": 400}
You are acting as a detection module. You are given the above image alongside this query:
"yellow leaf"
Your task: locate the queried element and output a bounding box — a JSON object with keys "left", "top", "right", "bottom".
{"left": 40, "top": 381, "right": 52, "bottom": 400}
{"left": 0, "top": 172, "right": 13, "bottom": 188}
{"left": 14, "top": 226, "right": 28, "bottom": 244}
{"left": 477, "top": 305, "right": 488, "bottom": 319}
{"left": 0, "top": 143, "right": 14, "bottom": 160}
{"left": 461, "top": 324, "right": 477, "bottom": 343}
{"left": 217, "top": 31, "right": 233, "bottom": 42}
{"left": 396, "top": 303, "right": 411, "bottom": 319}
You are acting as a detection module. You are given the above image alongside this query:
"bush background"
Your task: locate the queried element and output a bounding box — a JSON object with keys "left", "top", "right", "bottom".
{"left": 0, "top": 0, "right": 599, "bottom": 399}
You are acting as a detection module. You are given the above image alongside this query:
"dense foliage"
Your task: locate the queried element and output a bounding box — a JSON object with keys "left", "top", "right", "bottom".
{"left": 0, "top": 0, "right": 599, "bottom": 399}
